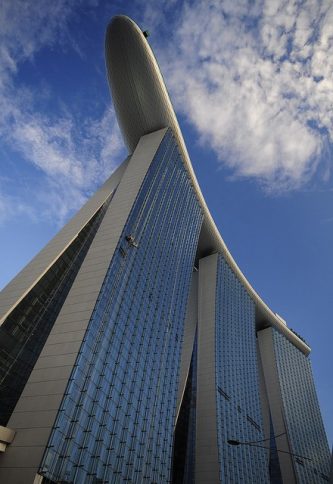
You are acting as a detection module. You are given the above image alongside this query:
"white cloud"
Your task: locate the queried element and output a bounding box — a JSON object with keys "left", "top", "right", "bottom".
{"left": 0, "top": 0, "right": 124, "bottom": 226}
{"left": 142, "top": 0, "right": 333, "bottom": 191}
{"left": 0, "top": 186, "right": 37, "bottom": 225}
{"left": 2, "top": 0, "right": 332, "bottom": 223}
{"left": 0, "top": 0, "right": 76, "bottom": 62}
{"left": 0, "top": 93, "right": 124, "bottom": 224}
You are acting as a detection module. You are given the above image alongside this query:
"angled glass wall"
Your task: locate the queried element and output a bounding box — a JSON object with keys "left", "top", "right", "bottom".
{"left": 215, "top": 254, "right": 269, "bottom": 483}
{"left": 0, "top": 200, "right": 110, "bottom": 426}
{"left": 39, "top": 130, "right": 204, "bottom": 483}
{"left": 272, "top": 328, "right": 330, "bottom": 483}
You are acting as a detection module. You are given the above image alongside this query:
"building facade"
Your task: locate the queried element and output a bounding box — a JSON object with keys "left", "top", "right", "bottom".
{"left": 0, "top": 15, "right": 330, "bottom": 484}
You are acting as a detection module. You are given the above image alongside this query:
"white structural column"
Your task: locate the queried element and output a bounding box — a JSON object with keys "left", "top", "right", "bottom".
{"left": 196, "top": 253, "right": 220, "bottom": 483}
{"left": 0, "top": 128, "right": 168, "bottom": 484}
{"left": 257, "top": 328, "right": 296, "bottom": 484}
{"left": 256, "top": 340, "right": 271, "bottom": 446}
{"left": 0, "top": 159, "right": 129, "bottom": 326}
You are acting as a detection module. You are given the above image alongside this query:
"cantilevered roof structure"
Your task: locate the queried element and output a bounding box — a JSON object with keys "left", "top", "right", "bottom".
{"left": 105, "top": 15, "right": 310, "bottom": 355}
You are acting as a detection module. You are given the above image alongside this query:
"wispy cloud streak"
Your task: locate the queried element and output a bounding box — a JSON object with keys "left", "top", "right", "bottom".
{"left": 0, "top": 0, "right": 124, "bottom": 225}
{"left": 142, "top": 0, "right": 333, "bottom": 191}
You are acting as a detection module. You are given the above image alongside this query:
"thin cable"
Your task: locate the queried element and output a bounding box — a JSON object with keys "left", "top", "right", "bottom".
{"left": 242, "top": 431, "right": 287, "bottom": 445}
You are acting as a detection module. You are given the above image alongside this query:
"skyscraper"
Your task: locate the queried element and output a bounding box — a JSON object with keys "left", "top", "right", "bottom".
{"left": 0, "top": 14, "right": 330, "bottom": 484}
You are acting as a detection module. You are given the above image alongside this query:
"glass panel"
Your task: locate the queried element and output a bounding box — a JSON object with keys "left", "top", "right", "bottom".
{"left": 272, "top": 328, "right": 331, "bottom": 482}
{"left": 215, "top": 255, "right": 269, "bottom": 483}
{"left": 40, "top": 129, "right": 203, "bottom": 483}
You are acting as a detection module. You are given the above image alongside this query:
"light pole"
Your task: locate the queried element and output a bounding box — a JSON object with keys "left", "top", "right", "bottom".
{"left": 227, "top": 434, "right": 312, "bottom": 462}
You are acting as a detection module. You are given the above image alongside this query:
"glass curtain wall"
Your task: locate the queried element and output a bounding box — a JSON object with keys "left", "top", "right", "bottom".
{"left": 215, "top": 254, "right": 269, "bottom": 483}
{"left": 39, "top": 130, "right": 203, "bottom": 483}
{"left": 272, "top": 329, "right": 330, "bottom": 483}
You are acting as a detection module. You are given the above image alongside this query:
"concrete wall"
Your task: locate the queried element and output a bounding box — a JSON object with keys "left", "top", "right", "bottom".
{"left": 196, "top": 253, "right": 220, "bottom": 483}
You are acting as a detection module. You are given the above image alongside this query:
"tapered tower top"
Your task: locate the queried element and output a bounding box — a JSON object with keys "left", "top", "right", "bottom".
{"left": 105, "top": 15, "right": 184, "bottom": 154}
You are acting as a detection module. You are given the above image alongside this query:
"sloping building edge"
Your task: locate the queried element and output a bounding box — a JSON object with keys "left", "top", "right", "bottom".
{"left": 105, "top": 15, "right": 310, "bottom": 355}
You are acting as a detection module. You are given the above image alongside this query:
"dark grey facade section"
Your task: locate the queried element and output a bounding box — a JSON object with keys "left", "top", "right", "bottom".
{"left": 0, "top": 160, "right": 128, "bottom": 325}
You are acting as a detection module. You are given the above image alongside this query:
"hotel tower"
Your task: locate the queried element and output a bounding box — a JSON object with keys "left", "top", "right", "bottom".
{"left": 0, "top": 15, "right": 330, "bottom": 484}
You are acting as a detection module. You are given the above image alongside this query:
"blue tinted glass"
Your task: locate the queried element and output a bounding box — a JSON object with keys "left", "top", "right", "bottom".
{"left": 272, "top": 329, "right": 330, "bottom": 482}
{"left": 40, "top": 129, "right": 203, "bottom": 483}
{"left": 215, "top": 255, "right": 269, "bottom": 483}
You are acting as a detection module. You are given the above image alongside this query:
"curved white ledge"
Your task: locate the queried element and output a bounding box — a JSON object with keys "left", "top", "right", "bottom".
{"left": 105, "top": 15, "right": 310, "bottom": 355}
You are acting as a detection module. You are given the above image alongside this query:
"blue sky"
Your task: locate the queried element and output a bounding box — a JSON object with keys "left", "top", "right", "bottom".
{"left": 0, "top": 0, "right": 332, "bottom": 444}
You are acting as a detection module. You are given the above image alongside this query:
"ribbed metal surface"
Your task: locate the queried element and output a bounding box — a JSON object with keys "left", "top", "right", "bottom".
{"left": 105, "top": 16, "right": 310, "bottom": 355}
{"left": 105, "top": 16, "right": 183, "bottom": 153}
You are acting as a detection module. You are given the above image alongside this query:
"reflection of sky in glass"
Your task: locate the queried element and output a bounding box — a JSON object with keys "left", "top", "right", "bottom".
{"left": 215, "top": 255, "right": 269, "bottom": 483}
{"left": 273, "top": 329, "right": 331, "bottom": 482}
{"left": 40, "top": 130, "right": 203, "bottom": 482}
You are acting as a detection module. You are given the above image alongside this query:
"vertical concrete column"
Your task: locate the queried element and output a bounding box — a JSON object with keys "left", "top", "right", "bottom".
{"left": 175, "top": 271, "right": 198, "bottom": 420}
{"left": 196, "top": 253, "right": 220, "bottom": 483}
{"left": 257, "top": 327, "right": 296, "bottom": 484}
{"left": 256, "top": 340, "right": 271, "bottom": 444}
